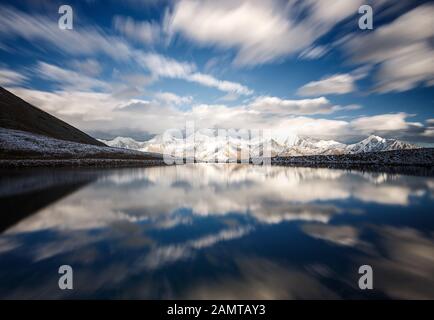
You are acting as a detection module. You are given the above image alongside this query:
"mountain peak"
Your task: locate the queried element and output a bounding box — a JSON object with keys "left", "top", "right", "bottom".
{"left": 99, "top": 136, "right": 145, "bottom": 149}
{"left": 364, "top": 135, "right": 386, "bottom": 142}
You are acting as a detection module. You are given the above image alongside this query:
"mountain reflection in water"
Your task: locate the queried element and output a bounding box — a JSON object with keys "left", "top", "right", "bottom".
{"left": 0, "top": 164, "right": 433, "bottom": 299}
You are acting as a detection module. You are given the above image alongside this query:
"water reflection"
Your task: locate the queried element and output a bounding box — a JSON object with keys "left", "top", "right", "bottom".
{"left": 0, "top": 164, "right": 433, "bottom": 299}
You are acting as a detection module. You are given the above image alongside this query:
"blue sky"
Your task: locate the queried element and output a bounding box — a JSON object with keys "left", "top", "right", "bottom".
{"left": 0, "top": 0, "right": 433, "bottom": 143}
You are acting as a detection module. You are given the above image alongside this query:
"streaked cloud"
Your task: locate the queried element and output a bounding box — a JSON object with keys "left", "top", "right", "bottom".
{"left": 114, "top": 16, "right": 161, "bottom": 45}
{"left": 0, "top": 68, "right": 28, "bottom": 86}
{"left": 297, "top": 74, "right": 356, "bottom": 97}
{"left": 249, "top": 96, "right": 358, "bottom": 115}
{"left": 302, "top": 224, "right": 360, "bottom": 246}
{"left": 344, "top": 3, "right": 434, "bottom": 92}
{"left": 7, "top": 85, "right": 424, "bottom": 142}
{"left": 0, "top": 5, "right": 133, "bottom": 60}
{"left": 297, "top": 67, "right": 371, "bottom": 97}
{"left": 154, "top": 91, "right": 193, "bottom": 105}
{"left": 69, "top": 59, "right": 103, "bottom": 77}
{"left": 298, "top": 45, "right": 329, "bottom": 60}
{"left": 0, "top": 5, "right": 252, "bottom": 96}
{"left": 422, "top": 119, "right": 434, "bottom": 137}
{"left": 35, "top": 62, "right": 108, "bottom": 91}
{"left": 350, "top": 112, "right": 422, "bottom": 133}
{"left": 166, "top": 0, "right": 364, "bottom": 66}
{"left": 136, "top": 52, "right": 253, "bottom": 95}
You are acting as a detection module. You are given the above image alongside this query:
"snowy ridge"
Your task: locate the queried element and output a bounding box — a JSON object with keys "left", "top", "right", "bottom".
{"left": 345, "top": 135, "right": 415, "bottom": 154}
{"left": 102, "top": 132, "right": 419, "bottom": 161}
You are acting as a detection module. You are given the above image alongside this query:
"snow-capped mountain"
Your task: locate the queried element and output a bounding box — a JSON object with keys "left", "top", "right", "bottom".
{"left": 345, "top": 135, "right": 416, "bottom": 154}
{"left": 99, "top": 137, "right": 146, "bottom": 150}
{"left": 101, "top": 133, "right": 418, "bottom": 161}
{"left": 283, "top": 136, "right": 347, "bottom": 156}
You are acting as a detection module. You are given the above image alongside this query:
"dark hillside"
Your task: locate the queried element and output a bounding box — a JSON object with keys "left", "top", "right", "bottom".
{"left": 0, "top": 86, "right": 105, "bottom": 146}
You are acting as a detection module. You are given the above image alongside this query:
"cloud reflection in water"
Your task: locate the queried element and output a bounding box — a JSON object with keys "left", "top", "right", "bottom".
{"left": 0, "top": 164, "right": 433, "bottom": 299}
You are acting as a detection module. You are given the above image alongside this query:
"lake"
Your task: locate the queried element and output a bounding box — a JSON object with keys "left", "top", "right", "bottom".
{"left": 0, "top": 164, "right": 433, "bottom": 299}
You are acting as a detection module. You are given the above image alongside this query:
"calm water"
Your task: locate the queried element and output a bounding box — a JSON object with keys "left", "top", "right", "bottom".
{"left": 0, "top": 164, "right": 433, "bottom": 299}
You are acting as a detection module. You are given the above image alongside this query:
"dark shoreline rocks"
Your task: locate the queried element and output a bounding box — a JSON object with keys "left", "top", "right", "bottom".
{"left": 0, "top": 158, "right": 167, "bottom": 168}
{"left": 271, "top": 148, "right": 434, "bottom": 176}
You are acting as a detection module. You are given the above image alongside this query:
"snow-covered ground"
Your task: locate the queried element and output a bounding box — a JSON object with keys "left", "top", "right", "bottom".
{"left": 0, "top": 128, "right": 162, "bottom": 161}
{"left": 273, "top": 148, "right": 434, "bottom": 166}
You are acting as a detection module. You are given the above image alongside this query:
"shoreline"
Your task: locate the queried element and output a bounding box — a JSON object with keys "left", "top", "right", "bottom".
{"left": 1, "top": 158, "right": 433, "bottom": 177}
{"left": 0, "top": 158, "right": 167, "bottom": 168}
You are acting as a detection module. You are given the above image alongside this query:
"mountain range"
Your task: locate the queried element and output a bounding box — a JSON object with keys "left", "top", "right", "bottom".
{"left": 100, "top": 132, "right": 418, "bottom": 161}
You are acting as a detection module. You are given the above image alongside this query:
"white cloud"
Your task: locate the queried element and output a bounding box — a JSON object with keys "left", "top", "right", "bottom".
{"left": 374, "top": 43, "right": 434, "bottom": 93}
{"left": 8, "top": 86, "right": 424, "bottom": 141}
{"left": 0, "top": 6, "right": 251, "bottom": 96}
{"left": 8, "top": 88, "right": 121, "bottom": 122}
{"left": 297, "top": 67, "right": 371, "bottom": 97}
{"left": 119, "top": 73, "right": 154, "bottom": 87}
{"left": 423, "top": 119, "right": 434, "bottom": 137}
{"left": 114, "top": 16, "right": 160, "bottom": 45}
{"left": 350, "top": 112, "right": 422, "bottom": 133}
{"left": 154, "top": 91, "right": 193, "bottom": 105}
{"left": 298, "top": 46, "right": 329, "bottom": 60}
{"left": 297, "top": 74, "right": 356, "bottom": 97}
{"left": 250, "top": 96, "right": 335, "bottom": 115}
{"left": 136, "top": 52, "right": 253, "bottom": 95}
{"left": 0, "top": 5, "right": 133, "bottom": 60}
{"left": 0, "top": 68, "right": 28, "bottom": 86}
{"left": 348, "top": 4, "right": 434, "bottom": 64}
{"left": 250, "top": 96, "right": 361, "bottom": 115}
{"left": 7, "top": 87, "right": 186, "bottom": 135}
{"left": 136, "top": 52, "right": 195, "bottom": 78}
{"left": 70, "top": 59, "right": 103, "bottom": 77}
{"left": 188, "top": 72, "right": 253, "bottom": 95}
{"left": 423, "top": 129, "right": 434, "bottom": 138}
{"left": 345, "top": 3, "right": 434, "bottom": 93}
{"left": 302, "top": 224, "right": 360, "bottom": 246}
{"left": 35, "top": 62, "right": 108, "bottom": 91}
{"left": 218, "top": 92, "right": 241, "bottom": 102}
{"left": 304, "top": 0, "right": 363, "bottom": 25}
{"left": 166, "top": 0, "right": 364, "bottom": 66}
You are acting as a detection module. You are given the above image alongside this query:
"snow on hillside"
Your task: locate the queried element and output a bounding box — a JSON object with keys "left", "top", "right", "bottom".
{"left": 0, "top": 128, "right": 161, "bottom": 160}
{"left": 102, "top": 131, "right": 419, "bottom": 161}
